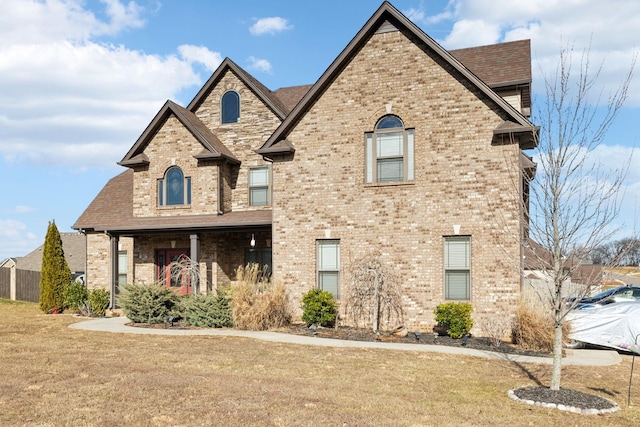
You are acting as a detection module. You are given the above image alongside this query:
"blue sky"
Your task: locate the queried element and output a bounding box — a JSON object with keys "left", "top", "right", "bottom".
{"left": 1, "top": 0, "right": 639, "bottom": 261}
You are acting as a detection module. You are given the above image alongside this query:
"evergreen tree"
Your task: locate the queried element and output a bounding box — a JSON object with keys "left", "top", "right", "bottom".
{"left": 39, "top": 221, "right": 72, "bottom": 313}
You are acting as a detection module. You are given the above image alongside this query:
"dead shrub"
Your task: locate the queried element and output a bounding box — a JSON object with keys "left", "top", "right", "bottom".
{"left": 483, "top": 316, "right": 511, "bottom": 347}
{"left": 511, "top": 303, "right": 570, "bottom": 352}
{"left": 230, "top": 264, "right": 291, "bottom": 330}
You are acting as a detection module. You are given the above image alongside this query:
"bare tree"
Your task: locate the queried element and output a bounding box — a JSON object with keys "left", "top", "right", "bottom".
{"left": 526, "top": 42, "right": 635, "bottom": 390}
{"left": 346, "top": 254, "right": 403, "bottom": 332}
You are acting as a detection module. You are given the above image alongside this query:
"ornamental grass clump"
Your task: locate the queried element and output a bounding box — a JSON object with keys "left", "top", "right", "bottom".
{"left": 512, "top": 302, "right": 570, "bottom": 352}
{"left": 434, "top": 302, "right": 474, "bottom": 339}
{"left": 230, "top": 264, "right": 291, "bottom": 330}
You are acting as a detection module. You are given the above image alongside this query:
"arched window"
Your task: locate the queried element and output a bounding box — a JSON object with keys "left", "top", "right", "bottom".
{"left": 365, "top": 115, "right": 414, "bottom": 183}
{"left": 158, "top": 166, "right": 191, "bottom": 206}
{"left": 221, "top": 90, "right": 240, "bottom": 124}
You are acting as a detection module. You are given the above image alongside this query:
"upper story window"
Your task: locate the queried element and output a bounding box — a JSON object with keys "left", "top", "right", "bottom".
{"left": 249, "top": 166, "right": 270, "bottom": 206}
{"left": 221, "top": 90, "right": 240, "bottom": 124}
{"left": 365, "top": 115, "right": 414, "bottom": 183}
{"left": 158, "top": 166, "right": 191, "bottom": 206}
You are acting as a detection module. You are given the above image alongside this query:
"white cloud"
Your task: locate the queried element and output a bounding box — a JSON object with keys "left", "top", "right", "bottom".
{"left": 247, "top": 56, "right": 272, "bottom": 73}
{"left": 0, "top": 1, "right": 221, "bottom": 169}
{"left": 178, "top": 44, "right": 223, "bottom": 72}
{"left": 427, "top": 0, "right": 640, "bottom": 106}
{"left": 0, "top": 218, "right": 39, "bottom": 260}
{"left": 249, "top": 17, "right": 293, "bottom": 36}
{"left": 14, "top": 206, "right": 36, "bottom": 214}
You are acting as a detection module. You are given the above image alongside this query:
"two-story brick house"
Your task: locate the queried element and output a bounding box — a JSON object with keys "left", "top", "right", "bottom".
{"left": 74, "top": 1, "right": 538, "bottom": 332}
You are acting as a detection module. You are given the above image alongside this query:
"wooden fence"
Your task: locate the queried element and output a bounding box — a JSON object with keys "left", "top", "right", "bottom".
{"left": 0, "top": 268, "right": 40, "bottom": 303}
{"left": 0, "top": 267, "right": 9, "bottom": 299}
{"left": 16, "top": 269, "right": 40, "bottom": 302}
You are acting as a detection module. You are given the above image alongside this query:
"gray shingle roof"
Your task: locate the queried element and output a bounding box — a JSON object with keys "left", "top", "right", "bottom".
{"left": 14, "top": 232, "right": 86, "bottom": 273}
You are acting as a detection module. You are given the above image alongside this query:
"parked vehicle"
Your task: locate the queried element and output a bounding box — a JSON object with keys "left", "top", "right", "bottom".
{"left": 566, "top": 302, "right": 640, "bottom": 351}
{"left": 566, "top": 285, "right": 640, "bottom": 309}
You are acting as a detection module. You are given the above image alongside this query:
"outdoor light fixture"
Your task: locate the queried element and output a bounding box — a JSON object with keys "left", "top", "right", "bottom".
{"left": 250, "top": 234, "right": 255, "bottom": 247}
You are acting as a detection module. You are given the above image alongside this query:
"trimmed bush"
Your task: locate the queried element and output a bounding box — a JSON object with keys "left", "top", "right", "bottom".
{"left": 63, "top": 281, "right": 88, "bottom": 313}
{"left": 434, "top": 302, "right": 474, "bottom": 339}
{"left": 87, "top": 288, "right": 110, "bottom": 317}
{"left": 118, "top": 283, "right": 180, "bottom": 324}
{"left": 181, "top": 291, "right": 233, "bottom": 328}
{"left": 301, "top": 288, "right": 338, "bottom": 327}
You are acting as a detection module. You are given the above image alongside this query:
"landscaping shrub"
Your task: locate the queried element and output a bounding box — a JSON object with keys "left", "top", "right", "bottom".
{"left": 230, "top": 264, "right": 291, "bottom": 330}
{"left": 512, "top": 303, "right": 570, "bottom": 352}
{"left": 434, "top": 302, "right": 474, "bottom": 339}
{"left": 39, "top": 221, "right": 72, "bottom": 313}
{"left": 181, "top": 291, "right": 233, "bottom": 328}
{"left": 87, "top": 288, "right": 110, "bottom": 317}
{"left": 118, "top": 283, "right": 180, "bottom": 324}
{"left": 301, "top": 288, "right": 338, "bottom": 327}
{"left": 63, "top": 281, "right": 88, "bottom": 313}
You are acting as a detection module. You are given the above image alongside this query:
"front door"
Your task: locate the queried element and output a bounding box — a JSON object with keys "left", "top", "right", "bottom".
{"left": 157, "top": 249, "right": 191, "bottom": 295}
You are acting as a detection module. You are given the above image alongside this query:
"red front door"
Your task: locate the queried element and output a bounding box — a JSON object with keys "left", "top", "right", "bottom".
{"left": 157, "top": 249, "right": 191, "bottom": 295}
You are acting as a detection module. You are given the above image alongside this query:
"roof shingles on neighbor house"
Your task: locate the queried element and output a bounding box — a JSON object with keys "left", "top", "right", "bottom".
{"left": 73, "top": 1, "right": 538, "bottom": 332}
{"left": 7, "top": 232, "right": 86, "bottom": 274}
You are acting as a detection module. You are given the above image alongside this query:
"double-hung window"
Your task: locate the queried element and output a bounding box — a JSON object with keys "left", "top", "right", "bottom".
{"left": 365, "top": 115, "right": 414, "bottom": 183}
{"left": 158, "top": 166, "right": 191, "bottom": 206}
{"left": 249, "top": 166, "right": 270, "bottom": 206}
{"left": 444, "top": 236, "right": 471, "bottom": 300}
{"left": 317, "top": 240, "right": 340, "bottom": 298}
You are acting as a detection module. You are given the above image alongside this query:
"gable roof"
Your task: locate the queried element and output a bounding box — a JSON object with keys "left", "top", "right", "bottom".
{"left": 73, "top": 170, "right": 271, "bottom": 234}
{"left": 449, "top": 40, "right": 531, "bottom": 88}
{"left": 187, "top": 58, "right": 293, "bottom": 118}
{"left": 9, "top": 232, "right": 86, "bottom": 273}
{"left": 257, "top": 1, "right": 538, "bottom": 156}
{"left": 119, "top": 100, "right": 240, "bottom": 167}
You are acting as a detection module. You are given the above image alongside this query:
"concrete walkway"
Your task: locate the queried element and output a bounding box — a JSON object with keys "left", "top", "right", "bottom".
{"left": 69, "top": 316, "right": 623, "bottom": 367}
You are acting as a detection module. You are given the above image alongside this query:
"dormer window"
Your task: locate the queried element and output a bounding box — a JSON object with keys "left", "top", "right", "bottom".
{"left": 365, "top": 115, "right": 414, "bottom": 183}
{"left": 158, "top": 166, "right": 191, "bottom": 206}
{"left": 221, "top": 90, "right": 240, "bottom": 124}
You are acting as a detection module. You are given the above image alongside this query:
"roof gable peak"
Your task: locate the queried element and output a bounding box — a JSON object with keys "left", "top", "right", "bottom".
{"left": 257, "top": 1, "right": 536, "bottom": 155}
{"left": 118, "top": 100, "right": 239, "bottom": 167}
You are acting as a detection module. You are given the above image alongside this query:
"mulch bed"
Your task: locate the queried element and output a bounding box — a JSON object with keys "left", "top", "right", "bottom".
{"left": 285, "top": 324, "right": 552, "bottom": 357}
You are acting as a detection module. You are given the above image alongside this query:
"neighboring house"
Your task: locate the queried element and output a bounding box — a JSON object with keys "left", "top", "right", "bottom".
{"left": 73, "top": 2, "right": 538, "bottom": 332}
{"left": 0, "top": 232, "right": 86, "bottom": 301}
{"left": 522, "top": 239, "right": 604, "bottom": 307}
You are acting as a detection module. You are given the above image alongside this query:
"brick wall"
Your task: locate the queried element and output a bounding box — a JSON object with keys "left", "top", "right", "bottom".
{"left": 270, "top": 29, "right": 524, "bottom": 333}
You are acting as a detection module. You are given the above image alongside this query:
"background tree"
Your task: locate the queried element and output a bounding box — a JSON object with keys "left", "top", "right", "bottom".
{"left": 39, "top": 220, "right": 72, "bottom": 313}
{"left": 525, "top": 43, "right": 635, "bottom": 390}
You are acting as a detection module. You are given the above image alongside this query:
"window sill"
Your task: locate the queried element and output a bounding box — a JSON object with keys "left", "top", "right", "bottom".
{"left": 157, "top": 205, "right": 191, "bottom": 211}
{"left": 364, "top": 181, "right": 415, "bottom": 188}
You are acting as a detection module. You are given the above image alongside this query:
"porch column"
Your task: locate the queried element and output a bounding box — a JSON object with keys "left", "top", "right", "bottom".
{"left": 109, "top": 233, "right": 119, "bottom": 308}
{"left": 190, "top": 234, "right": 200, "bottom": 294}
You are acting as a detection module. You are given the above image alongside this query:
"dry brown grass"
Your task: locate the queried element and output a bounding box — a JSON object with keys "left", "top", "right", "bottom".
{"left": 2, "top": 299, "right": 640, "bottom": 426}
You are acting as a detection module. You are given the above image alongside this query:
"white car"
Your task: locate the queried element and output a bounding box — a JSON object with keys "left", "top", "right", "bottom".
{"left": 566, "top": 302, "right": 640, "bottom": 351}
